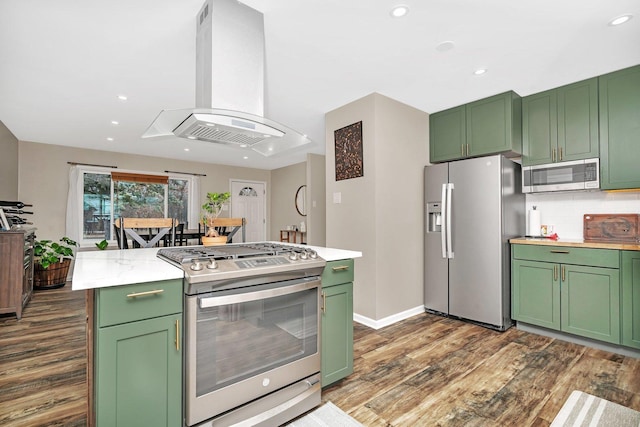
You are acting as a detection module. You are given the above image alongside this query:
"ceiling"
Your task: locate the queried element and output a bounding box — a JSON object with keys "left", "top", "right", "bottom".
{"left": 1, "top": 0, "right": 639, "bottom": 171}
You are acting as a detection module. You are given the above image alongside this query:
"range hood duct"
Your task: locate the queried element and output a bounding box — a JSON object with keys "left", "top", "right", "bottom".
{"left": 142, "top": 0, "right": 311, "bottom": 157}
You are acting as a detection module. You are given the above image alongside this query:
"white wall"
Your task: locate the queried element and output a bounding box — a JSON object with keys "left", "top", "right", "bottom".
{"left": 18, "top": 141, "right": 271, "bottom": 242}
{"left": 326, "top": 93, "right": 429, "bottom": 322}
{"left": 270, "top": 162, "right": 306, "bottom": 241}
{"left": 526, "top": 191, "right": 640, "bottom": 239}
{"left": 306, "top": 153, "right": 326, "bottom": 247}
{"left": 0, "top": 121, "right": 19, "bottom": 201}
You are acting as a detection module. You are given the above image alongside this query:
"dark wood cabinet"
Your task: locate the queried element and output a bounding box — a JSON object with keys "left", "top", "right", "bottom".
{"left": 0, "top": 229, "right": 35, "bottom": 319}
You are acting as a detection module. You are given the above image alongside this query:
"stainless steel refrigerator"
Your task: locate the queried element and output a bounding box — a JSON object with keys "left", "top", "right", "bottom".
{"left": 424, "top": 154, "right": 524, "bottom": 330}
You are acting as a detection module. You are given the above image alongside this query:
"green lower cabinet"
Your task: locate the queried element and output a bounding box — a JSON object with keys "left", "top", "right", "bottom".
{"left": 512, "top": 244, "right": 623, "bottom": 346}
{"left": 96, "top": 313, "right": 182, "bottom": 427}
{"left": 320, "top": 259, "right": 355, "bottom": 387}
{"left": 321, "top": 282, "right": 354, "bottom": 387}
{"left": 622, "top": 251, "right": 640, "bottom": 349}
{"left": 512, "top": 259, "right": 560, "bottom": 330}
{"left": 560, "top": 265, "right": 620, "bottom": 344}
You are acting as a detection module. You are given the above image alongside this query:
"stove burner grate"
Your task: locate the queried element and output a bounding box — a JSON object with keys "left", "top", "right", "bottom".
{"left": 157, "top": 243, "right": 305, "bottom": 264}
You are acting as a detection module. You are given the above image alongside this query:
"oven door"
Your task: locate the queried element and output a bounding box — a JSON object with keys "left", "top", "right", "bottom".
{"left": 185, "top": 276, "right": 321, "bottom": 426}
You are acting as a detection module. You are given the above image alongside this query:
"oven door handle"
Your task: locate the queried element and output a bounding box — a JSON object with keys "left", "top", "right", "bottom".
{"left": 199, "top": 279, "right": 319, "bottom": 308}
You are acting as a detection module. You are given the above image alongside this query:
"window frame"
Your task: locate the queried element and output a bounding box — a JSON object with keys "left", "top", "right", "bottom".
{"left": 75, "top": 166, "right": 195, "bottom": 248}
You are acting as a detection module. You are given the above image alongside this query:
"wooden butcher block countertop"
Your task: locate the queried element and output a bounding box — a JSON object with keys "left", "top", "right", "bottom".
{"left": 510, "top": 237, "right": 640, "bottom": 251}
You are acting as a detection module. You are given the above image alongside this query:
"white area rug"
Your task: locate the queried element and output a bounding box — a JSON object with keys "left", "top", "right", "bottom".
{"left": 551, "top": 390, "right": 640, "bottom": 426}
{"left": 286, "top": 402, "right": 362, "bottom": 427}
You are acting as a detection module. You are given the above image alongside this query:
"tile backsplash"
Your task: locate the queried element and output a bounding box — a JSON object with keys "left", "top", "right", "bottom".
{"left": 526, "top": 191, "right": 640, "bottom": 239}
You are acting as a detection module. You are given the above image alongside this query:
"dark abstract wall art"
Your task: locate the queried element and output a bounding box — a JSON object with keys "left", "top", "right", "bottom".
{"left": 334, "top": 121, "right": 364, "bottom": 181}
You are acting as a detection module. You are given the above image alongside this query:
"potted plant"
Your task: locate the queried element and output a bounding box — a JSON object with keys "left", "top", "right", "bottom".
{"left": 33, "top": 236, "right": 78, "bottom": 289}
{"left": 201, "top": 192, "right": 231, "bottom": 245}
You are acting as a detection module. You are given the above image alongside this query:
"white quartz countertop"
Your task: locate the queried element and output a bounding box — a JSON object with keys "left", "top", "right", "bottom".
{"left": 71, "top": 242, "right": 362, "bottom": 291}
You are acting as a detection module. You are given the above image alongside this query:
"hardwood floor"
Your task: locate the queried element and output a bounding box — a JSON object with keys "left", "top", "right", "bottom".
{"left": 0, "top": 284, "right": 87, "bottom": 427}
{"left": 1, "top": 285, "right": 639, "bottom": 426}
{"left": 323, "top": 315, "right": 640, "bottom": 426}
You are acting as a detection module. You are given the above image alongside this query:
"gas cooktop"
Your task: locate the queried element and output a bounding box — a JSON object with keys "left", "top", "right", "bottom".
{"left": 157, "top": 243, "right": 326, "bottom": 291}
{"left": 157, "top": 242, "right": 316, "bottom": 264}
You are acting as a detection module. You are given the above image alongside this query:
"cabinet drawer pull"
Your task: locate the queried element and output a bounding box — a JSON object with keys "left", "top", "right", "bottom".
{"left": 321, "top": 292, "right": 326, "bottom": 314}
{"left": 554, "top": 265, "right": 558, "bottom": 281}
{"left": 562, "top": 266, "right": 566, "bottom": 282}
{"left": 461, "top": 145, "right": 465, "bottom": 156}
{"left": 332, "top": 265, "right": 350, "bottom": 272}
{"left": 466, "top": 143, "right": 470, "bottom": 156}
{"left": 126, "top": 289, "right": 164, "bottom": 298}
{"left": 175, "top": 319, "right": 180, "bottom": 351}
{"left": 559, "top": 147, "right": 563, "bottom": 161}
{"left": 550, "top": 250, "right": 570, "bottom": 254}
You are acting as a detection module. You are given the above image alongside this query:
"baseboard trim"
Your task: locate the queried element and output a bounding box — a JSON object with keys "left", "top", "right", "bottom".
{"left": 353, "top": 305, "right": 425, "bottom": 330}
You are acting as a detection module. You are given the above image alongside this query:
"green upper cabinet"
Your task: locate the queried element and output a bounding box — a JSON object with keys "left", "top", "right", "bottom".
{"left": 599, "top": 65, "right": 640, "bottom": 190}
{"left": 429, "top": 91, "right": 521, "bottom": 163}
{"left": 429, "top": 105, "right": 466, "bottom": 163}
{"left": 522, "top": 78, "right": 598, "bottom": 166}
{"left": 522, "top": 89, "right": 557, "bottom": 165}
{"left": 466, "top": 91, "right": 522, "bottom": 158}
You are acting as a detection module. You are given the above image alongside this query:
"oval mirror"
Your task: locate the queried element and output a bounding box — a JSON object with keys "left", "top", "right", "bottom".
{"left": 295, "top": 185, "right": 307, "bottom": 216}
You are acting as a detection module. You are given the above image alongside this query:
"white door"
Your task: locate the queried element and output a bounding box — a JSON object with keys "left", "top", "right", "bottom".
{"left": 230, "top": 180, "right": 266, "bottom": 242}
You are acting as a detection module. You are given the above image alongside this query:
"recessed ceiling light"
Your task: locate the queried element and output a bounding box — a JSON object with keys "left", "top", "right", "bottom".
{"left": 436, "top": 41, "right": 455, "bottom": 52}
{"left": 106, "top": 137, "right": 114, "bottom": 141}
{"left": 117, "top": 95, "right": 127, "bottom": 101}
{"left": 474, "top": 68, "right": 487, "bottom": 75}
{"left": 390, "top": 5, "right": 409, "bottom": 18}
{"left": 187, "top": 136, "right": 197, "bottom": 140}
{"left": 240, "top": 144, "right": 248, "bottom": 148}
{"left": 184, "top": 148, "right": 190, "bottom": 152}
{"left": 608, "top": 14, "right": 632, "bottom": 26}
{"left": 111, "top": 120, "right": 119, "bottom": 125}
{"left": 243, "top": 156, "right": 249, "bottom": 160}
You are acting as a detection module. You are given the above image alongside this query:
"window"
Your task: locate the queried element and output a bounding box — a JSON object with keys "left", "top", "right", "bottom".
{"left": 77, "top": 168, "right": 195, "bottom": 246}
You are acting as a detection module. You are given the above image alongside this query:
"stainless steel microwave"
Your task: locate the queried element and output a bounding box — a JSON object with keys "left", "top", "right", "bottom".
{"left": 522, "top": 158, "right": 600, "bottom": 193}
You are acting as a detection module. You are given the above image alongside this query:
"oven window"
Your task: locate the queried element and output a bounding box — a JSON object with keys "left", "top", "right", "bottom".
{"left": 195, "top": 287, "right": 318, "bottom": 397}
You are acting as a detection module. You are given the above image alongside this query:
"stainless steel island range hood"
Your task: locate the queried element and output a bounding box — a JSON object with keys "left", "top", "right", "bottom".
{"left": 143, "top": 0, "right": 311, "bottom": 157}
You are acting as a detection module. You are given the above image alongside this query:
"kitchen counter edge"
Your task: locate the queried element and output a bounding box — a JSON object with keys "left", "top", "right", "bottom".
{"left": 510, "top": 237, "right": 640, "bottom": 251}
{"left": 71, "top": 243, "right": 362, "bottom": 291}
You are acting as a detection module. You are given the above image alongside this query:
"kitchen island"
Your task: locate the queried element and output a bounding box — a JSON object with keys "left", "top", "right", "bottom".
{"left": 71, "top": 243, "right": 362, "bottom": 291}
{"left": 510, "top": 237, "right": 640, "bottom": 358}
{"left": 72, "top": 242, "right": 362, "bottom": 427}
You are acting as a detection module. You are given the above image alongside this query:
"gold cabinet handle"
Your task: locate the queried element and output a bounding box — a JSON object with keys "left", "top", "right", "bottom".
{"left": 126, "top": 289, "right": 164, "bottom": 298}
{"left": 552, "top": 148, "right": 556, "bottom": 162}
{"left": 562, "top": 266, "right": 566, "bottom": 282}
{"left": 332, "top": 265, "right": 350, "bottom": 272}
{"left": 554, "top": 265, "right": 558, "bottom": 281}
{"left": 175, "top": 319, "right": 180, "bottom": 351}
{"left": 550, "top": 250, "right": 570, "bottom": 254}
{"left": 321, "top": 292, "right": 326, "bottom": 314}
{"left": 466, "top": 143, "right": 470, "bottom": 156}
{"left": 559, "top": 147, "right": 563, "bottom": 161}
{"left": 461, "top": 145, "right": 465, "bottom": 156}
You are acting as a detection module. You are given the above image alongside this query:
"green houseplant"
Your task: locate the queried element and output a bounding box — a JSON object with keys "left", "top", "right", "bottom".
{"left": 33, "top": 236, "right": 78, "bottom": 289}
{"left": 201, "top": 192, "right": 231, "bottom": 244}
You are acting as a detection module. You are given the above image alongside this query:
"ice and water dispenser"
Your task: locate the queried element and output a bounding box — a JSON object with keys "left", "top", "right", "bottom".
{"left": 426, "top": 202, "right": 442, "bottom": 233}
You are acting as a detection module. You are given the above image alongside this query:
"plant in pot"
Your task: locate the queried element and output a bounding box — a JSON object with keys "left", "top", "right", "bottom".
{"left": 201, "top": 192, "right": 231, "bottom": 246}
{"left": 33, "top": 236, "right": 78, "bottom": 290}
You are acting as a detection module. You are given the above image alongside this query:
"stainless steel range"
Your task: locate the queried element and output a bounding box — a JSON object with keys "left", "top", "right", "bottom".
{"left": 157, "top": 243, "right": 326, "bottom": 427}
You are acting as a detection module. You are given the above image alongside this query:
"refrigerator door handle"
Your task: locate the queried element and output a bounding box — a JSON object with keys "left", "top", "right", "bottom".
{"left": 440, "top": 183, "right": 447, "bottom": 258}
{"left": 446, "top": 183, "right": 454, "bottom": 258}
